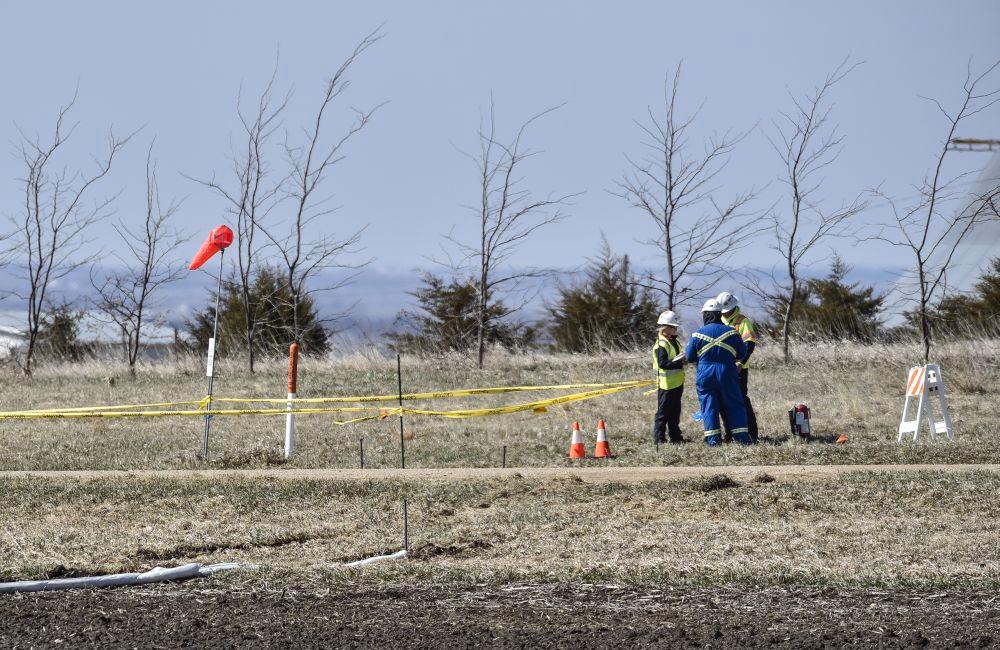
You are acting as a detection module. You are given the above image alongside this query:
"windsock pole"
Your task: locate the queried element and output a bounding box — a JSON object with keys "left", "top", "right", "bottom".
{"left": 284, "top": 343, "right": 299, "bottom": 459}
{"left": 202, "top": 248, "right": 225, "bottom": 459}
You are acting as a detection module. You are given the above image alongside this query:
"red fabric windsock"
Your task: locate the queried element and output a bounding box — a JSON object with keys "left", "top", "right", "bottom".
{"left": 188, "top": 225, "right": 234, "bottom": 270}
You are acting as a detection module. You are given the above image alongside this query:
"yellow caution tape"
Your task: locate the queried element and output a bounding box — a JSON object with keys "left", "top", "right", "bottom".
{"left": 0, "top": 380, "right": 654, "bottom": 423}
{"left": 210, "top": 379, "right": 651, "bottom": 405}
{"left": 9, "top": 399, "right": 207, "bottom": 414}
{"left": 2, "top": 379, "right": 648, "bottom": 415}
{"left": 398, "top": 381, "right": 652, "bottom": 419}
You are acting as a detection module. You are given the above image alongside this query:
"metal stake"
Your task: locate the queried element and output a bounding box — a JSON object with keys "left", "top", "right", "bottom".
{"left": 202, "top": 248, "right": 225, "bottom": 460}
{"left": 402, "top": 498, "right": 409, "bottom": 552}
{"left": 359, "top": 437, "right": 365, "bottom": 469}
{"left": 397, "top": 353, "right": 405, "bottom": 469}
{"left": 502, "top": 444, "right": 507, "bottom": 468}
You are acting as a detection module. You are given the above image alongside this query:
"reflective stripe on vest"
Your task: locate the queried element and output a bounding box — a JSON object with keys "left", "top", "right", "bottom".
{"left": 652, "top": 337, "right": 684, "bottom": 390}
{"left": 691, "top": 330, "right": 739, "bottom": 358}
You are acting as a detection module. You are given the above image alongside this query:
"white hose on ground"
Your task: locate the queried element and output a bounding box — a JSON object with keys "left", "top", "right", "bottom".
{"left": 0, "top": 562, "right": 250, "bottom": 594}
{"left": 344, "top": 549, "right": 408, "bottom": 567}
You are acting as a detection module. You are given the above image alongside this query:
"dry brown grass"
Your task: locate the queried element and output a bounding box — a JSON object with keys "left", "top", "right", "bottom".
{"left": 0, "top": 339, "right": 997, "bottom": 470}
{"left": 1, "top": 471, "right": 998, "bottom": 589}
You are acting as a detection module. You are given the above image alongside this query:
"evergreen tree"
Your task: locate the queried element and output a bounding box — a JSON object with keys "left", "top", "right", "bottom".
{"left": 186, "top": 266, "right": 329, "bottom": 357}
{"left": 37, "top": 300, "right": 86, "bottom": 361}
{"left": 547, "top": 241, "right": 660, "bottom": 351}
{"left": 920, "top": 257, "right": 1000, "bottom": 337}
{"left": 391, "top": 273, "right": 536, "bottom": 353}
{"left": 766, "top": 256, "right": 885, "bottom": 342}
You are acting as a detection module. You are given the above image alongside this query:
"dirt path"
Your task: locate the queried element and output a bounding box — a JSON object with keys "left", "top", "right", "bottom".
{"left": 2, "top": 463, "right": 997, "bottom": 482}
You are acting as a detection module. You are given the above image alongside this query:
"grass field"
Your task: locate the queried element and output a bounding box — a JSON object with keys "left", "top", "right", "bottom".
{"left": 2, "top": 341, "right": 999, "bottom": 646}
{"left": 3, "top": 470, "right": 999, "bottom": 589}
{"left": 0, "top": 340, "right": 997, "bottom": 470}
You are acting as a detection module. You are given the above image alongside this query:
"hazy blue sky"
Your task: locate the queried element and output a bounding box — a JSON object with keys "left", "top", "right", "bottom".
{"left": 1, "top": 1, "right": 998, "bottom": 330}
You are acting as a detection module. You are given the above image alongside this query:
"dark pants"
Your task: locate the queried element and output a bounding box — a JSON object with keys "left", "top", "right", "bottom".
{"left": 722, "top": 368, "right": 758, "bottom": 443}
{"left": 653, "top": 385, "right": 684, "bottom": 444}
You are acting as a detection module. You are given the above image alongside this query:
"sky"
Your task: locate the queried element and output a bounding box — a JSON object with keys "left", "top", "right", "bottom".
{"left": 1, "top": 1, "right": 998, "bottom": 336}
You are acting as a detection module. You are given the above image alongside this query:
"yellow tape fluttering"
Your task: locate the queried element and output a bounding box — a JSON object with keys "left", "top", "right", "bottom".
{"left": 0, "top": 379, "right": 653, "bottom": 424}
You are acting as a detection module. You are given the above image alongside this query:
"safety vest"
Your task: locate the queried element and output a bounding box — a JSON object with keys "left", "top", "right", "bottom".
{"left": 652, "top": 336, "right": 685, "bottom": 390}
{"left": 722, "top": 308, "right": 756, "bottom": 343}
{"left": 722, "top": 308, "right": 756, "bottom": 368}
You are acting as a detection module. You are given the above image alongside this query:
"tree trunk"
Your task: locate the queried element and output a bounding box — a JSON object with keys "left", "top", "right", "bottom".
{"left": 242, "top": 285, "right": 256, "bottom": 374}
{"left": 918, "top": 268, "right": 931, "bottom": 363}
{"left": 781, "top": 279, "right": 797, "bottom": 364}
{"left": 476, "top": 293, "right": 486, "bottom": 370}
{"left": 22, "top": 338, "right": 36, "bottom": 376}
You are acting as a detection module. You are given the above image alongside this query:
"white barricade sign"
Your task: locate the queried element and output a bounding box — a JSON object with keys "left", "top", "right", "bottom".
{"left": 897, "top": 364, "right": 953, "bottom": 442}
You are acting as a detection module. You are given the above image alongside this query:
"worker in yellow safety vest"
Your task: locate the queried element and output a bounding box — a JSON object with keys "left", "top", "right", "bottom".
{"left": 716, "top": 292, "right": 759, "bottom": 443}
{"left": 652, "top": 310, "right": 688, "bottom": 445}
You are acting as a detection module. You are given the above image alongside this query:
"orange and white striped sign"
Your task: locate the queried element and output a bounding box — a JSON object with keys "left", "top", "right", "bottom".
{"left": 898, "top": 363, "right": 953, "bottom": 443}
{"left": 905, "top": 366, "right": 926, "bottom": 397}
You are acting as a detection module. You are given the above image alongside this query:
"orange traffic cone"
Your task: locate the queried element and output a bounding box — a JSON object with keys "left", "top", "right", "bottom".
{"left": 568, "top": 421, "right": 586, "bottom": 459}
{"left": 594, "top": 419, "right": 612, "bottom": 458}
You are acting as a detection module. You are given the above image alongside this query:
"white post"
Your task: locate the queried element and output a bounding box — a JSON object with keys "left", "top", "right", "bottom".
{"left": 284, "top": 343, "right": 299, "bottom": 459}
{"left": 935, "top": 366, "right": 955, "bottom": 441}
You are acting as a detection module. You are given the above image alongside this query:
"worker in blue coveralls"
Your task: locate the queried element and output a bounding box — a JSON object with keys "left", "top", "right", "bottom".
{"left": 685, "top": 298, "right": 752, "bottom": 446}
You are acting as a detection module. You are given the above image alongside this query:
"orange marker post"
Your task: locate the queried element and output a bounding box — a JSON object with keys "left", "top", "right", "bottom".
{"left": 284, "top": 343, "right": 299, "bottom": 459}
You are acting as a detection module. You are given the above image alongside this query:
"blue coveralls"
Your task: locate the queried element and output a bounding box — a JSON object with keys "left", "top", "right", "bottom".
{"left": 685, "top": 321, "right": 751, "bottom": 446}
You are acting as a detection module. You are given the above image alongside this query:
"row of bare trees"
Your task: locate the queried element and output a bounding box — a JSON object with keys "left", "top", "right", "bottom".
{"left": 3, "top": 31, "right": 384, "bottom": 376}
{"left": 190, "top": 29, "right": 382, "bottom": 372}
{"left": 2, "top": 34, "right": 998, "bottom": 374}
{"left": 612, "top": 57, "right": 999, "bottom": 363}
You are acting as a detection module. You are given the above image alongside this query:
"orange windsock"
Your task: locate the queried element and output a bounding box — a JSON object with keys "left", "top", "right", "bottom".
{"left": 189, "top": 225, "right": 234, "bottom": 270}
{"left": 594, "top": 419, "right": 612, "bottom": 458}
{"left": 568, "top": 421, "right": 586, "bottom": 459}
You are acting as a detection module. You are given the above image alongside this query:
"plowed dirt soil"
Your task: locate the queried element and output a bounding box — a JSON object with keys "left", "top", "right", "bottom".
{"left": 2, "top": 584, "right": 998, "bottom": 648}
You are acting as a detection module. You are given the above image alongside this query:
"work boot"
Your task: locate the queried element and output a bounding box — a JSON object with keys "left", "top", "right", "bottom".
{"left": 732, "top": 432, "right": 753, "bottom": 446}
{"left": 669, "top": 436, "right": 688, "bottom": 444}
{"left": 705, "top": 434, "right": 722, "bottom": 447}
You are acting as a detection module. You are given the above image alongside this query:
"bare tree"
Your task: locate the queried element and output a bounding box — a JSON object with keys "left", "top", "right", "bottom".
{"left": 614, "top": 63, "right": 758, "bottom": 310}
{"left": 92, "top": 142, "right": 186, "bottom": 376}
{"left": 763, "top": 59, "right": 867, "bottom": 362}
{"left": 9, "top": 93, "right": 134, "bottom": 375}
{"left": 186, "top": 62, "right": 289, "bottom": 372}
{"left": 447, "top": 101, "right": 578, "bottom": 369}
{"left": 262, "top": 29, "right": 384, "bottom": 348}
{"left": 872, "top": 59, "right": 1000, "bottom": 361}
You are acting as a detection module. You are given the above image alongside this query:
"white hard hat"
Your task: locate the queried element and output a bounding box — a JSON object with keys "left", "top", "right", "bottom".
{"left": 701, "top": 298, "right": 721, "bottom": 313}
{"left": 716, "top": 292, "right": 739, "bottom": 313}
{"left": 657, "top": 310, "right": 681, "bottom": 327}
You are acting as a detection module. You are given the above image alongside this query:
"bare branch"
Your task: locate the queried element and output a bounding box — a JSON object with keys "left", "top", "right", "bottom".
{"left": 764, "top": 58, "right": 865, "bottom": 361}
{"left": 611, "top": 62, "right": 759, "bottom": 310}
{"left": 876, "top": 57, "right": 1000, "bottom": 360}
{"left": 262, "top": 28, "right": 384, "bottom": 349}
{"left": 7, "top": 93, "right": 136, "bottom": 374}
{"left": 442, "top": 100, "right": 578, "bottom": 368}
{"left": 91, "top": 140, "right": 186, "bottom": 374}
